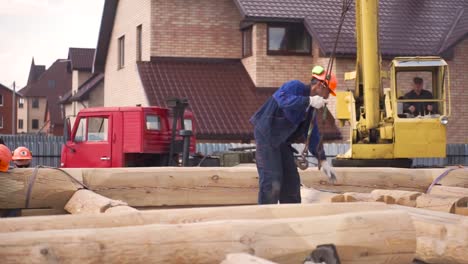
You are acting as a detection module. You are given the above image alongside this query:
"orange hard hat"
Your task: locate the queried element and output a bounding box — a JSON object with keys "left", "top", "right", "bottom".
{"left": 311, "top": 66, "right": 338, "bottom": 96}
{"left": 0, "top": 145, "right": 12, "bottom": 172}
{"left": 12, "top": 147, "right": 32, "bottom": 160}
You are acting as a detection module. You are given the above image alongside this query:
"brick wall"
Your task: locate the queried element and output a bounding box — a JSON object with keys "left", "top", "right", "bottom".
{"left": 151, "top": 0, "right": 242, "bottom": 58}
{"left": 104, "top": 0, "right": 151, "bottom": 107}
{"left": 447, "top": 38, "right": 468, "bottom": 143}
{"left": 0, "top": 87, "right": 14, "bottom": 134}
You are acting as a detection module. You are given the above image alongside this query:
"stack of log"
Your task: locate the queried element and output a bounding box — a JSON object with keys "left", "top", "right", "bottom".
{"left": 0, "top": 166, "right": 467, "bottom": 263}
{"left": 324, "top": 186, "right": 468, "bottom": 216}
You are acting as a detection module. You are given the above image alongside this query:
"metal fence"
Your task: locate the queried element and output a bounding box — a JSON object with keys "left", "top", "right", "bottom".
{"left": 1, "top": 134, "right": 62, "bottom": 167}
{"left": 0, "top": 134, "right": 466, "bottom": 167}
{"left": 197, "top": 142, "right": 468, "bottom": 167}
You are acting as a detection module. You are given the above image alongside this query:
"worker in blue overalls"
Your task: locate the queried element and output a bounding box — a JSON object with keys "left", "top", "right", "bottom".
{"left": 250, "top": 66, "right": 338, "bottom": 204}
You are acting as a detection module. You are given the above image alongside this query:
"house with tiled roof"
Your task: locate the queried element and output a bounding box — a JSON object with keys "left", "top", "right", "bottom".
{"left": 94, "top": 0, "right": 468, "bottom": 143}
{"left": 0, "top": 83, "right": 19, "bottom": 134}
{"left": 17, "top": 58, "right": 71, "bottom": 135}
{"left": 60, "top": 48, "right": 104, "bottom": 125}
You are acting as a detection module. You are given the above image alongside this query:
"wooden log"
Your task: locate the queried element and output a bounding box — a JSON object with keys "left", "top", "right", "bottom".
{"left": 0, "top": 168, "right": 83, "bottom": 209}
{"left": 300, "top": 186, "right": 344, "bottom": 203}
{"left": 390, "top": 205, "right": 468, "bottom": 264}
{"left": 0, "top": 210, "right": 416, "bottom": 264}
{"left": 20, "top": 209, "right": 68, "bottom": 217}
{"left": 371, "top": 189, "right": 422, "bottom": 207}
{"left": 340, "top": 192, "right": 395, "bottom": 204}
{"left": 428, "top": 185, "right": 468, "bottom": 198}
{"left": 1, "top": 203, "right": 465, "bottom": 264}
{"left": 221, "top": 253, "right": 278, "bottom": 264}
{"left": 64, "top": 189, "right": 137, "bottom": 214}
{"left": 416, "top": 194, "right": 468, "bottom": 215}
{"left": 2, "top": 167, "right": 468, "bottom": 209}
{"left": 0, "top": 202, "right": 391, "bottom": 233}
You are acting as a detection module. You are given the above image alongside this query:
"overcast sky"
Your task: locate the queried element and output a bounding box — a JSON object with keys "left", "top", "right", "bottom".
{"left": 0, "top": 0, "right": 105, "bottom": 90}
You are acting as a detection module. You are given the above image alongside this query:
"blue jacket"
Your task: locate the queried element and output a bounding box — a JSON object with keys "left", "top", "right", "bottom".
{"left": 250, "top": 80, "right": 326, "bottom": 160}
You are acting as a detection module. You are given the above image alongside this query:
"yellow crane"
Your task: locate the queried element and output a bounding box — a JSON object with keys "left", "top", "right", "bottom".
{"left": 333, "top": 0, "right": 451, "bottom": 167}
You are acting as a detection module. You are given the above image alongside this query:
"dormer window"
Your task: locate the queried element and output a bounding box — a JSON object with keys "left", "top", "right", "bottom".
{"left": 267, "top": 23, "right": 311, "bottom": 55}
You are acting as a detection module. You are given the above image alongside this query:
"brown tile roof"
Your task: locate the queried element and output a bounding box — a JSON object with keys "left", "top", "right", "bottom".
{"left": 235, "top": 0, "right": 468, "bottom": 56}
{"left": 26, "top": 58, "right": 46, "bottom": 86}
{"left": 21, "top": 60, "right": 72, "bottom": 125}
{"left": 137, "top": 57, "right": 341, "bottom": 141}
{"left": 94, "top": 0, "right": 119, "bottom": 73}
{"left": 70, "top": 73, "right": 104, "bottom": 101}
{"left": 68, "top": 48, "right": 95, "bottom": 71}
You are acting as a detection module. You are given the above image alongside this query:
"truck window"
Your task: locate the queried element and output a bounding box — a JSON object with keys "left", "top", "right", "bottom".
{"left": 184, "top": 119, "right": 192, "bottom": 131}
{"left": 146, "top": 115, "right": 161, "bottom": 130}
{"left": 74, "top": 118, "right": 86, "bottom": 142}
{"left": 88, "top": 117, "right": 109, "bottom": 141}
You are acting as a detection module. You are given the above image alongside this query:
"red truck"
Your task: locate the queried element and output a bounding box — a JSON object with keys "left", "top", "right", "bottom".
{"left": 60, "top": 103, "right": 196, "bottom": 168}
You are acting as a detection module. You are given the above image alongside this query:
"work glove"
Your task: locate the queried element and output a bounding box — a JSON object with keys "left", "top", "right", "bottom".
{"left": 309, "top": 95, "right": 328, "bottom": 109}
{"left": 320, "top": 160, "right": 337, "bottom": 184}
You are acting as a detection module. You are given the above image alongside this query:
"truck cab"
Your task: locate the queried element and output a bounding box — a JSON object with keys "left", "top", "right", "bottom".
{"left": 60, "top": 106, "right": 196, "bottom": 168}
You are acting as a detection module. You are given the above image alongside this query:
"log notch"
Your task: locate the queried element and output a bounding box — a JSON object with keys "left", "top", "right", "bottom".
{"left": 0, "top": 210, "right": 416, "bottom": 264}
{"left": 221, "top": 253, "right": 278, "bottom": 264}
{"left": 341, "top": 192, "right": 395, "bottom": 204}
{"left": 371, "top": 189, "right": 422, "bottom": 207}
{"left": 391, "top": 205, "right": 468, "bottom": 264}
{"left": 416, "top": 194, "right": 468, "bottom": 215}
{"left": 0, "top": 202, "right": 390, "bottom": 233}
{"left": 64, "top": 189, "right": 137, "bottom": 214}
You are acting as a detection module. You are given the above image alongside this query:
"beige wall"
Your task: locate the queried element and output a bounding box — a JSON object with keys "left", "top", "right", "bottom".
{"left": 104, "top": 0, "right": 151, "bottom": 107}
{"left": 151, "top": 0, "right": 242, "bottom": 58}
{"left": 27, "top": 97, "right": 47, "bottom": 133}
{"left": 88, "top": 82, "right": 104, "bottom": 108}
{"left": 16, "top": 97, "right": 28, "bottom": 133}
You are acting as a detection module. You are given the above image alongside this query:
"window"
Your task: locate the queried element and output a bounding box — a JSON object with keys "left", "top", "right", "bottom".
{"left": 88, "top": 117, "right": 109, "bottom": 141}
{"left": 32, "top": 119, "right": 39, "bottom": 129}
{"left": 136, "top": 25, "right": 142, "bottom": 62}
{"left": 184, "top": 119, "right": 193, "bottom": 131}
{"left": 242, "top": 26, "right": 253, "bottom": 58}
{"left": 146, "top": 115, "right": 161, "bottom": 130}
{"left": 32, "top": 98, "right": 39, "bottom": 108}
{"left": 267, "top": 24, "right": 311, "bottom": 55}
{"left": 48, "top": 80, "right": 56, "bottom": 88}
{"left": 18, "top": 119, "right": 23, "bottom": 129}
{"left": 74, "top": 118, "right": 86, "bottom": 142}
{"left": 0, "top": 116, "right": 3, "bottom": 129}
{"left": 118, "top": 35, "right": 125, "bottom": 69}
{"left": 396, "top": 71, "right": 443, "bottom": 117}
{"left": 0, "top": 94, "right": 3, "bottom": 106}
{"left": 19, "top": 98, "right": 24, "bottom": 108}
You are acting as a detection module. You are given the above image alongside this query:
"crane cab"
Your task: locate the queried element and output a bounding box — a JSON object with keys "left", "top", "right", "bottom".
{"left": 391, "top": 57, "right": 450, "bottom": 158}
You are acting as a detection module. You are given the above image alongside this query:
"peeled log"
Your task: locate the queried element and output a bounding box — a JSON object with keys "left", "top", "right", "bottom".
{"left": 390, "top": 205, "right": 468, "bottom": 264}
{"left": 222, "top": 253, "right": 278, "bottom": 264}
{"left": 64, "top": 189, "right": 137, "bottom": 214}
{"left": 416, "top": 194, "right": 468, "bottom": 215}
{"left": 371, "top": 189, "right": 422, "bottom": 207}
{"left": 428, "top": 186, "right": 468, "bottom": 198}
{"left": 0, "top": 168, "right": 83, "bottom": 209}
{"left": 341, "top": 192, "right": 395, "bottom": 204}
{"left": 0, "top": 202, "right": 390, "bottom": 233}
{"left": 0, "top": 210, "right": 416, "bottom": 264}
{"left": 2, "top": 167, "right": 468, "bottom": 209}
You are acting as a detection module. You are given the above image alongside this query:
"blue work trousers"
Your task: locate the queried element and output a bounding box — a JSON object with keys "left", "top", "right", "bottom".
{"left": 255, "top": 129, "right": 301, "bottom": 204}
